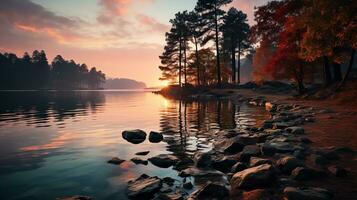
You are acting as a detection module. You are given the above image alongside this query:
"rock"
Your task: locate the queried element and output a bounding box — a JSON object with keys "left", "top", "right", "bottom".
{"left": 262, "top": 142, "right": 301, "bottom": 155}
{"left": 122, "top": 129, "right": 147, "bottom": 144}
{"left": 291, "top": 167, "right": 322, "bottom": 181}
{"left": 242, "top": 189, "right": 274, "bottom": 200}
{"left": 131, "top": 157, "right": 148, "bottom": 165}
{"left": 135, "top": 151, "right": 150, "bottom": 156}
{"left": 162, "top": 177, "right": 175, "bottom": 186}
{"left": 179, "top": 167, "right": 224, "bottom": 178}
{"left": 214, "top": 137, "right": 245, "bottom": 154}
{"left": 148, "top": 154, "right": 179, "bottom": 168}
{"left": 273, "top": 122, "right": 290, "bottom": 129}
{"left": 194, "top": 152, "right": 212, "bottom": 168}
{"left": 127, "top": 174, "right": 162, "bottom": 198}
{"left": 283, "top": 187, "right": 333, "bottom": 200}
{"left": 249, "top": 157, "right": 272, "bottom": 167}
{"left": 158, "top": 192, "right": 184, "bottom": 200}
{"left": 183, "top": 182, "right": 193, "bottom": 190}
{"left": 149, "top": 131, "right": 164, "bottom": 143}
{"left": 212, "top": 156, "right": 237, "bottom": 173}
{"left": 57, "top": 196, "right": 91, "bottom": 200}
{"left": 263, "top": 120, "right": 273, "bottom": 129}
{"left": 230, "top": 164, "right": 276, "bottom": 190}
{"left": 189, "top": 182, "right": 229, "bottom": 200}
{"left": 231, "top": 162, "right": 247, "bottom": 173}
{"left": 107, "top": 157, "right": 125, "bottom": 165}
{"left": 311, "top": 154, "right": 329, "bottom": 166}
{"left": 327, "top": 165, "right": 348, "bottom": 177}
{"left": 240, "top": 145, "right": 261, "bottom": 162}
{"left": 276, "top": 156, "right": 303, "bottom": 174}
{"left": 286, "top": 127, "right": 305, "bottom": 134}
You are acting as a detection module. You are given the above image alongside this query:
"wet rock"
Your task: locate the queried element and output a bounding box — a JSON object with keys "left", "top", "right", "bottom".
{"left": 127, "top": 174, "right": 162, "bottom": 198}
{"left": 327, "top": 165, "right": 348, "bottom": 177}
{"left": 286, "top": 127, "right": 305, "bottom": 135}
{"left": 283, "top": 187, "right": 333, "bottom": 200}
{"left": 58, "top": 196, "right": 92, "bottom": 200}
{"left": 179, "top": 167, "right": 224, "bottom": 178}
{"left": 214, "top": 137, "right": 245, "bottom": 154}
{"left": 273, "top": 122, "right": 290, "bottom": 129}
{"left": 262, "top": 142, "right": 301, "bottom": 155}
{"left": 131, "top": 157, "right": 148, "bottom": 165}
{"left": 194, "top": 152, "right": 212, "bottom": 168}
{"left": 135, "top": 151, "right": 150, "bottom": 156}
{"left": 291, "top": 167, "right": 322, "bottom": 181}
{"left": 250, "top": 157, "right": 272, "bottom": 167}
{"left": 158, "top": 192, "right": 184, "bottom": 200}
{"left": 265, "top": 102, "right": 277, "bottom": 112}
{"left": 149, "top": 131, "right": 164, "bottom": 143}
{"left": 122, "top": 129, "right": 147, "bottom": 144}
{"left": 183, "top": 182, "right": 193, "bottom": 190}
{"left": 231, "top": 162, "right": 247, "bottom": 173}
{"left": 231, "top": 164, "right": 276, "bottom": 190}
{"left": 212, "top": 156, "right": 237, "bottom": 173}
{"left": 240, "top": 145, "right": 261, "bottom": 162}
{"left": 188, "top": 182, "right": 229, "bottom": 200}
{"left": 277, "top": 156, "right": 303, "bottom": 174}
{"left": 174, "top": 157, "right": 194, "bottom": 171}
{"left": 148, "top": 154, "right": 179, "bottom": 168}
{"left": 107, "top": 157, "right": 125, "bottom": 165}
{"left": 242, "top": 189, "right": 274, "bottom": 200}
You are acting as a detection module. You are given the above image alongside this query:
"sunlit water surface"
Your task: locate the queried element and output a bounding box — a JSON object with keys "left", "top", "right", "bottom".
{"left": 0, "top": 91, "right": 270, "bottom": 200}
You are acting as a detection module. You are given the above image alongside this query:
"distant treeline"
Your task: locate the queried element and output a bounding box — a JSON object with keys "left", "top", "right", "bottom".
{"left": 0, "top": 50, "right": 106, "bottom": 90}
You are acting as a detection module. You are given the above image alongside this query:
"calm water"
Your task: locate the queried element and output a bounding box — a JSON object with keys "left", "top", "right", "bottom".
{"left": 0, "top": 91, "right": 270, "bottom": 200}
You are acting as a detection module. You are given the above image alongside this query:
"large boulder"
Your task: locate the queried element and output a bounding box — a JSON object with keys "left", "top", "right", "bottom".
{"left": 148, "top": 154, "right": 179, "bottom": 168}
{"left": 122, "top": 129, "right": 147, "bottom": 144}
{"left": 283, "top": 187, "right": 333, "bottom": 200}
{"left": 127, "top": 174, "right": 162, "bottom": 198}
{"left": 277, "top": 156, "right": 303, "bottom": 174}
{"left": 230, "top": 164, "right": 276, "bottom": 190}
{"left": 194, "top": 152, "right": 212, "bottom": 168}
{"left": 214, "top": 137, "right": 245, "bottom": 154}
{"left": 188, "top": 182, "right": 229, "bottom": 200}
{"left": 149, "top": 131, "right": 164, "bottom": 143}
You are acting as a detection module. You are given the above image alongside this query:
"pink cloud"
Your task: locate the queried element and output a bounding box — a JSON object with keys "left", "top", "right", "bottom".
{"left": 136, "top": 14, "right": 170, "bottom": 33}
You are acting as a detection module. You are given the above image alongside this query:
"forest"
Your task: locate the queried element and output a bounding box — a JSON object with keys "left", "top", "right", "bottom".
{"left": 0, "top": 50, "right": 106, "bottom": 90}
{"left": 158, "top": 0, "right": 356, "bottom": 94}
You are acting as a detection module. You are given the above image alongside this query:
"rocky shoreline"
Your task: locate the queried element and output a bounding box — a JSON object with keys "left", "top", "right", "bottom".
{"left": 60, "top": 94, "right": 355, "bottom": 200}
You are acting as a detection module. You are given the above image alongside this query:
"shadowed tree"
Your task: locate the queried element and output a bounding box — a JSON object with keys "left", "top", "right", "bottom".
{"left": 221, "top": 7, "right": 250, "bottom": 84}
{"left": 195, "top": 0, "right": 232, "bottom": 87}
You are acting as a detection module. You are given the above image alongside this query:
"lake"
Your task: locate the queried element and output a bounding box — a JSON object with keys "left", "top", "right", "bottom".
{"left": 0, "top": 91, "right": 270, "bottom": 200}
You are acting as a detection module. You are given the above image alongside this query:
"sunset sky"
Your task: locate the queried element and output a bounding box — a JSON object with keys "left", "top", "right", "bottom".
{"left": 0, "top": 0, "right": 268, "bottom": 87}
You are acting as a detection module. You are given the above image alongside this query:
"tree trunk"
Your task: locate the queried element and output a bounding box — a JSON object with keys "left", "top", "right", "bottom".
{"left": 337, "top": 49, "right": 355, "bottom": 91}
{"left": 194, "top": 37, "right": 200, "bottom": 86}
{"left": 238, "top": 42, "right": 241, "bottom": 84}
{"left": 214, "top": 6, "right": 221, "bottom": 87}
{"left": 184, "top": 40, "right": 187, "bottom": 85}
{"left": 231, "top": 42, "right": 236, "bottom": 84}
{"left": 323, "top": 56, "right": 332, "bottom": 86}
{"left": 332, "top": 62, "right": 342, "bottom": 82}
{"left": 179, "top": 38, "right": 182, "bottom": 87}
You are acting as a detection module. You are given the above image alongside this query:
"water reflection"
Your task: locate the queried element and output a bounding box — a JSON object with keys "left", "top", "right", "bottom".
{"left": 0, "top": 91, "right": 270, "bottom": 200}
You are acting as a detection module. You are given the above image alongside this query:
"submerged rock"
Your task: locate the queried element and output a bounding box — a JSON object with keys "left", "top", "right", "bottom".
{"left": 283, "top": 187, "right": 333, "bottom": 200}
{"left": 149, "top": 131, "right": 164, "bottom": 143}
{"left": 188, "top": 182, "right": 229, "bottom": 200}
{"left": 122, "top": 129, "right": 147, "bottom": 144}
{"left": 127, "top": 174, "right": 162, "bottom": 198}
{"left": 107, "top": 157, "right": 125, "bottom": 165}
{"left": 230, "top": 164, "right": 275, "bottom": 190}
{"left": 148, "top": 154, "right": 179, "bottom": 168}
